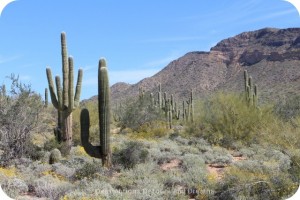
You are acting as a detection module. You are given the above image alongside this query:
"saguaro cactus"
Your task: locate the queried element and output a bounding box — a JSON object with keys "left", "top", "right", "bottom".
{"left": 158, "top": 83, "right": 162, "bottom": 108}
{"left": 46, "top": 32, "right": 83, "bottom": 155}
{"left": 190, "top": 89, "right": 194, "bottom": 122}
{"left": 243, "top": 70, "right": 258, "bottom": 108}
{"left": 44, "top": 88, "right": 48, "bottom": 108}
{"left": 81, "top": 58, "right": 111, "bottom": 168}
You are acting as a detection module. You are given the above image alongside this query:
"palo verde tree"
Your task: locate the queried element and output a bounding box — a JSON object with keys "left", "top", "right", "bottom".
{"left": 46, "top": 32, "right": 83, "bottom": 155}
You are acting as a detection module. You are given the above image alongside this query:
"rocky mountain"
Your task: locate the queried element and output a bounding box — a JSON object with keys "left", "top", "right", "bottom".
{"left": 110, "top": 27, "right": 300, "bottom": 104}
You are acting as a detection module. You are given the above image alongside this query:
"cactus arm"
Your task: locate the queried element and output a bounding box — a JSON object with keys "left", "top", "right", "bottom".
{"left": 55, "top": 76, "right": 63, "bottom": 110}
{"left": 74, "top": 69, "right": 83, "bottom": 108}
{"left": 68, "top": 56, "right": 74, "bottom": 111}
{"left": 61, "top": 32, "right": 69, "bottom": 107}
{"left": 80, "top": 109, "right": 102, "bottom": 158}
{"left": 45, "top": 88, "right": 48, "bottom": 107}
{"left": 98, "top": 58, "right": 110, "bottom": 157}
{"left": 254, "top": 84, "right": 258, "bottom": 107}
{"left": 158, "top": 83, "right": 162, "bottom": 108}
{"left": 46, "top": 68, "right": 59, "bottom": 109}
{"left": 244, "top": 70, "right": 248, "bottom": 91}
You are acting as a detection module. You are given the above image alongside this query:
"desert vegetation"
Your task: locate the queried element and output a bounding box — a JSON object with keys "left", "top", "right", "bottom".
{"left": 0, "top": 32, "right": 299, "bottom": 200}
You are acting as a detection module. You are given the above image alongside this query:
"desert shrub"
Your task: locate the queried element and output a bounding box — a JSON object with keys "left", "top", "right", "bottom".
{"left": 63, "top": 178, "right": 131, "bottom": 200}
{"left": 25, "top": 144, "right": 45, "bottom": 161}
{"left": 256, "top": 119, "right": 300, "bottom": 181}
{"left": 1, "top": 177, "right": 28, "bottom": 198}
{"left": 33, "top": 175, "right": 73, "bottom": 200}
{"left": 146, "top": 140, "right": 181, "bottom": 165}
{"left": 180, "top": 154, "right": 207, "bottom": 188}
{"left": 117, "top": 96, "right": 164, "bottom": 132}
{"left": 113, "top": 141, "right": 149, "bottom": 169}
{"left": 0, "top": 75, "right": 45, "bottom": 166}
{"left": 274, "top": 94, "right": 300, "bottom": 120}
{"left": 52, "top": 163, "right": 75, "bottom": 180}
{"left": 15, "top": 161, "right": 52, "bottom": 184}
{"left": 131, "top": 120, "right": 169, "bottom": 139}
{"left": 114, "top": 162, "right": 163, "bottom": 195}
{"left": 74, "top": 161, "right": 103, "bottom": 180}
{"left": 215, "top": 164, "right": 298, "bottom": 200}
{"left": 187, "top": 92, "right": 273, "bottom": 147}
{"left": 43, "top": 137, "right": 63, "bottom": 152}
{"left": 203, "top": 146, "right": 232, "bottom": 165}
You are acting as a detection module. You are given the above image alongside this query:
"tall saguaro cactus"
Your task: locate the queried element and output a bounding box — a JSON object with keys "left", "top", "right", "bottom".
{"left": 81, "top": 58, "right": 111, "bottom": 168}
{"left": 46, "top": 32, "right": 83, "bottom": 155}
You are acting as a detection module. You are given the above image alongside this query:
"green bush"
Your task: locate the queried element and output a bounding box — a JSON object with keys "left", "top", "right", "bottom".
{"left": 186, "top": 93, "right": 273, "bottom": 147}
{"left": 214, "top": 163, "right": 298, "bottom": 200}
{"left": 0, "top": 75, "right": 45, "bottom": 166}
{"left": 274, "top": 94, "right": 300, "bottom": 121}
{"left": 113, "top": 141, "right": 149, "bottom": 169}
{"left": 33, "top": 175, "right": 73, "bottom": 199}
{"left": 1, "top": 178, "right": 28, "bottom": 198}
{"left": 74, "top": 161, "right": 103, "bottom": 180}
{"left": 43, "top": 137, "right": 63, "bottom": 152}
{"left": 117, "top": 95, "right": 164, "bottom": 132}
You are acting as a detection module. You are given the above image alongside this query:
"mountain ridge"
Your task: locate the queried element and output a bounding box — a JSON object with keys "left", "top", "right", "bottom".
{"left": 96, "top": 27, "right": 300, "bottom": 104}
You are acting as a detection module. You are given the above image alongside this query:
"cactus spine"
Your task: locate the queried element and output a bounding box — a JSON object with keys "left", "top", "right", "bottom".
{"left": 81, "top": 58, "right": 111, "bottom": 168}
{"left": 46, "top": 32, "right": 83, "bottom": 155}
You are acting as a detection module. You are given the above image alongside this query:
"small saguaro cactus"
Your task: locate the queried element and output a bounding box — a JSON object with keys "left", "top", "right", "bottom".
{"left": 81, "top": 58, "right": 111, "bottom": 168}
{"left": 46, "top": 32, "right": 83, "bottom": 155}
{"left": 190, "top": 89, "right": 194, "bottom": 122}
{"left": 158, "top": 83, "right": 162, "bottom": 108}
{"left": 44, "top": 88, "right": 48, "bottom": 108}
{"left": 243, "top": 70, "right": 258, "bottom": 107}
{"left": 138, "top": 86, "right": 145, "bottom": 101}
{"left": 167, "top": 100, "right": 172, "bottom": 129}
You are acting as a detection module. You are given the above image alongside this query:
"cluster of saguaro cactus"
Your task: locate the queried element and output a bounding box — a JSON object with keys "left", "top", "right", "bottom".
{"left": 46, "top": 32, "right": 83, "bottom": 155}
{"left": 182, "top": 89, "right": 194, "bottom": 122}
{"left": 80, "top": 58, "right": 111, "bottom": 168}
{"left": 244, "top": 70, "right": 258, "bottom": 107}
{"left": 140, "top": 83, "right": 194, "bottom": 128}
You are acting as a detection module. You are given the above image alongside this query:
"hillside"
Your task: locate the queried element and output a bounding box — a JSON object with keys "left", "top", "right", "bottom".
{"left": 110, "top": 27, "right": 300, "bottom": 104}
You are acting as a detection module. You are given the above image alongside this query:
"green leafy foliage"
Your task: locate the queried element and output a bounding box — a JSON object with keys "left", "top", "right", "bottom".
{"left": 274, "top": 94, "right": 300, "bottom": 121}
{"left": 117, "top": 95, "right": 164, "bottom": 132}
{"left": 0, "top": 75, "right": 45, "bottom": 166}
{"left": 186, "top": 92, "right": 273, "bottom": 147}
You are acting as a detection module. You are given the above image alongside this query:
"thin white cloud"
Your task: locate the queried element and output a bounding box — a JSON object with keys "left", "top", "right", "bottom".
{"left": 0, "top": 55, "right": 20, "bottom": 64}
{"left": 19, "top": 75, "right": 31, "bottom": 81}
{"left": 143, "top": 54, "right": 178, "bottom": 68}
{"left": 141, "top": 36, "right": 205, "bottom": 43}
{"left": 81, "top": 65, "right": 96, "bottom": 72}
{"left": 244, "top": 8, "right": 296, "bottom": 24}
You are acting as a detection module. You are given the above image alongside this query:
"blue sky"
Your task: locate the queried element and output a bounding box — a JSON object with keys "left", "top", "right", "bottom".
{"left": 0, "top": 0, "right": 299, "bottom": 100}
